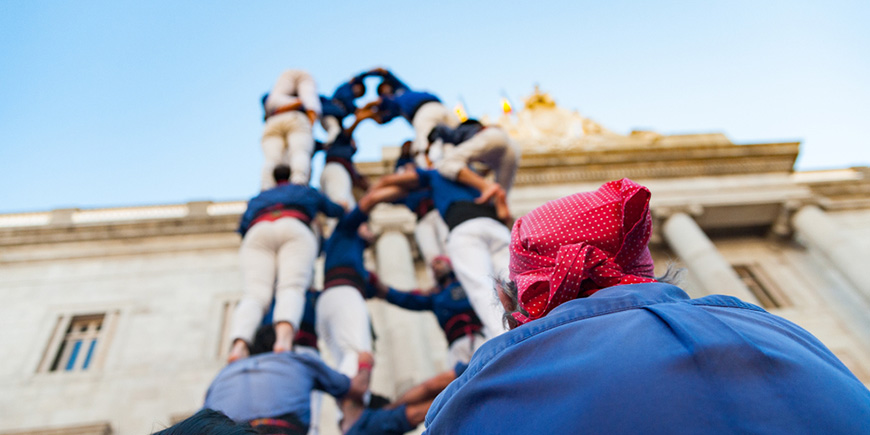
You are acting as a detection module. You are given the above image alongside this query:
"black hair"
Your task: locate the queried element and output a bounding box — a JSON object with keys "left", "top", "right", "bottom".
{"left": 427, "top": 126, "right": 442, "bottom": 145}
{"left": 368, "top": 393, "right": 391, "bottom": 409}
{"left": 460, "top": 118, "right": 483, "bottom": 128}
{"left": 377, "top": 82, "right": 393, "bottom": 96}
{"left": 152, "top": 409, "right": 258, "bottom": 435}
{"left": 351, "top": 81, "right": 366, "bottom": 97}
{"left": 250, "top": 324, "right": 276, "bottom": 356}
{"left": 272, "top": 164, "right": 291, "bottom": 183}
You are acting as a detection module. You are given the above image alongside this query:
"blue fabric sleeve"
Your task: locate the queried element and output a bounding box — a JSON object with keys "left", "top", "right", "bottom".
{"left": 378, "top": 70, "right": 410, "bottom": 93}
{"left": 428, "top": 124, "right": 454, "bottom": 145}
{"left": 454, "top": 362, "right": 469, "bottom": 377}
{"left": 319, "top": 193, "right": 346, "bottom": 218}
{"left": 386, "top": 288, "right": 434, "bottom": 311}
{"left": 237, "top": 206, "right": 255, "bottom": 235}
{"left": 301, "top": 354, "right": 351, "bottom": 397}
{"left": 337, "top": 207, "right": 368, "bottom": 235}
{"left": 414, "top": 168, "right": 431, "bottom": 189}
{"left": 376, "top": 98, "right": 400, "bottom": 123}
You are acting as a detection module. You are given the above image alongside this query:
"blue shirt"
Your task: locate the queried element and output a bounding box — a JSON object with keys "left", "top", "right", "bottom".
{"left": 370, "top": 69, "right": 410, "bottom": 96}
{"left": 238, "top": 184, "right": 344, "bottom": 236}
{"left": 204, "top": 352, "right": 350, "bottom": 425}
{"left": 378, "top": 91, "right": 440, "bottom": 123}
{"left": 320, "top": 95, "right": 347, "bottom": 119}
{"left": 325, "top": 134, "right": 357, "bottom": 161}
{"left": 414, "top": 168, "right": 480, "bottom": 218}
{"left": 331, "top": 72, "right": 369, "bottom": 117}
{"left": 425, "top": 283, "right": 870, "bottom": 434}
{"left": 323, "top": 207, "right": 369, "bottom": 280}
{"left": 386, "top": 281, "right": 475, "bottom": 331}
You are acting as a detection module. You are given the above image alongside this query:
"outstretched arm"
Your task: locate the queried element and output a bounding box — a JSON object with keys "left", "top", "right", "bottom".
{"left": 358, "top": 170, "right": 421, "bottom": 213}
{"left": 348, "top": 103, "right": 381, "bottom": 132}
{"left": 456, "top": 167, "right": 511, "bottom": 222}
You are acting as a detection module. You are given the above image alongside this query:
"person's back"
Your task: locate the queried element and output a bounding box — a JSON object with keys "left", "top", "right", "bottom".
{"left": 205, "top": 351, "right": 348, "bottom": 427}
{"left": 426, "top": 282, "right": 870, "bottom": 433}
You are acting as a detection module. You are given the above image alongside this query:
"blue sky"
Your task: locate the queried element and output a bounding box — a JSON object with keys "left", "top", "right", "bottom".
{"left": 1, "top": 1, "right": 868, "bottom": 213}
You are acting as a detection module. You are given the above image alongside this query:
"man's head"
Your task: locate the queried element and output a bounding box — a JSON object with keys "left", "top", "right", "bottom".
{"left": 153, "top": 409, "right": 257, "bottom": 435}
{"left": 351, "top": 81, "right": 366, "bottom": 98}
{"left": 430, "top": 256, "right": 453, "bottom": 283}
{"left": 377, "top": 81, "right": 395, "bottom": 97}
{"left": 250, "top": 324, "right": 276, "bottom": 355}
{"left": 400, "top": 140, "right": 414, "bottom": 158}
{"left": 460, "top": 118, "right": 483, "bottom": 129}
{"left": 506, "top": 178, "right": 657, "bottom": 326}
{"left": 272, "top": 164, "right": 291, "bottom": 184}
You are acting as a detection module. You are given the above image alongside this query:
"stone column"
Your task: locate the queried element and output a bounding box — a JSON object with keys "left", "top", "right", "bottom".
{"left": 662, "top": 212, "right": 760, "bottom": 304}
{"left": 792, "top": 205, "right": 870, "bottom": 301}
{"left": 369, "top": 204, "right": 437, "bottom": 397}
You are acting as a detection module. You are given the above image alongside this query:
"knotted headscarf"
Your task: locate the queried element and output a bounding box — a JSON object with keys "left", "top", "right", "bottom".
{"left": 509, "top": 178, "right": 657, "bottom": 325}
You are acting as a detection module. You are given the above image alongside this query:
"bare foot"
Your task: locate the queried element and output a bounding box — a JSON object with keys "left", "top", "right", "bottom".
{"left": 227, "top": 339, "right": 249, "bottom": 363}
{"left": 494, "top": 191, "right": 513, "bottom": 225}
{"left": 273, "top": 322, "right": 295, "bottom": 353}
{"left": 475, "top": 183, "right": 503, "bottom": 205}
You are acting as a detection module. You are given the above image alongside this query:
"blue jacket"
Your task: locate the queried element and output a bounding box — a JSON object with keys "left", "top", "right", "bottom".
{"left": 204, "top": 352, "right": 349, "bottom": 425}
{"left": 325, "top": 133, "right": 357, "bottom": 161}
{"left": 331, "top": 72, "right": 369, "bottom": 117}
{"left": 386, "top": 279, "right": 482, "bottom": 343}
{"left": 323, "top": 207, "right": 375, "bottom": 297}
{"left": 425, "top": 283, "right": 870, "bottom": 434}
{"left": 378, "top": 91, "right": 440, "bottom": 123}
{"left": 238, "top": 184, "right": 344, "bottom": 236}
{"left": 415, "top": 168, "right": 481, "bottom": 219}
{"left": 320, "top": 95, "right": 347, "bottom": 120}
{"left": 370, "top": 69, "right": 410, "bottom": 95}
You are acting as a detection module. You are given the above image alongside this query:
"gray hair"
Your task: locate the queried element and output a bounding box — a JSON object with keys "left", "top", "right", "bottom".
{"left": 494, "top": 264, "right": 686, "bottom": 328}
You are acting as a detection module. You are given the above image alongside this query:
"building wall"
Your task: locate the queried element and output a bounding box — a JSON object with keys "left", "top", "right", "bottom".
{"left": 0, "top": 232, "right": 239, "bottom": 433}
{"left": 1, "top": 167, "right": 868, "bottom": 434}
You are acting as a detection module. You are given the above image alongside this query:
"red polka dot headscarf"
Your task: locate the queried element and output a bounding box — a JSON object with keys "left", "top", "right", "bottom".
{"left": 509, "top": 178, "right": 657, "bottom": 325}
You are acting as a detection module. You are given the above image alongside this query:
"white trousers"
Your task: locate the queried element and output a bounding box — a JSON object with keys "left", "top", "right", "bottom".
{"left": 315, "top": 285, "right": 373, "bottom": 377}
{"left": 411, "top": 101, "right": 460, "bottom": 165}
{"left": 261, "top": 111, "right": 314, "bottom": 189}
{"left": 437, "top": 127, "right": 520, "bottom": 192}
{"left": 230, "top": 218, "right": 318, "bottom": 344}
{"left": 320, "top": 161, "right": 355, "bottom": 235}
{"left": 447, "top": 333, "right": 486, "bottom": 368}
{"left": 446, "top": 217, "right": 510, "bottom": 339}
{"left": 265, "top": 70, "right": 321, "bottom": 116}
{"left": 320, "top": 162, "right": 355, "bottom": 209}
{"left": 414, "top": 209, "right": 450, "bottom": 267}
{"left": 320, "top": 115, "right": 342, "bottom": 145}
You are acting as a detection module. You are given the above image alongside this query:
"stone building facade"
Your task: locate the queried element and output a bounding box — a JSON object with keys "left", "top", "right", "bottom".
{"left": 1, "top": 91, "right": 868, "bottom": 434}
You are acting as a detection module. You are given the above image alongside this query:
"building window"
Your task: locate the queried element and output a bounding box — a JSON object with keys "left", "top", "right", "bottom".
{"left": 49, "top": 314, "right": 104, "bottom": 372}
{"left": 38, "top": 312, "right": 116, "bottom": 374}
{"left": 733, "top": 264, "right": 790, "bottom": 309}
